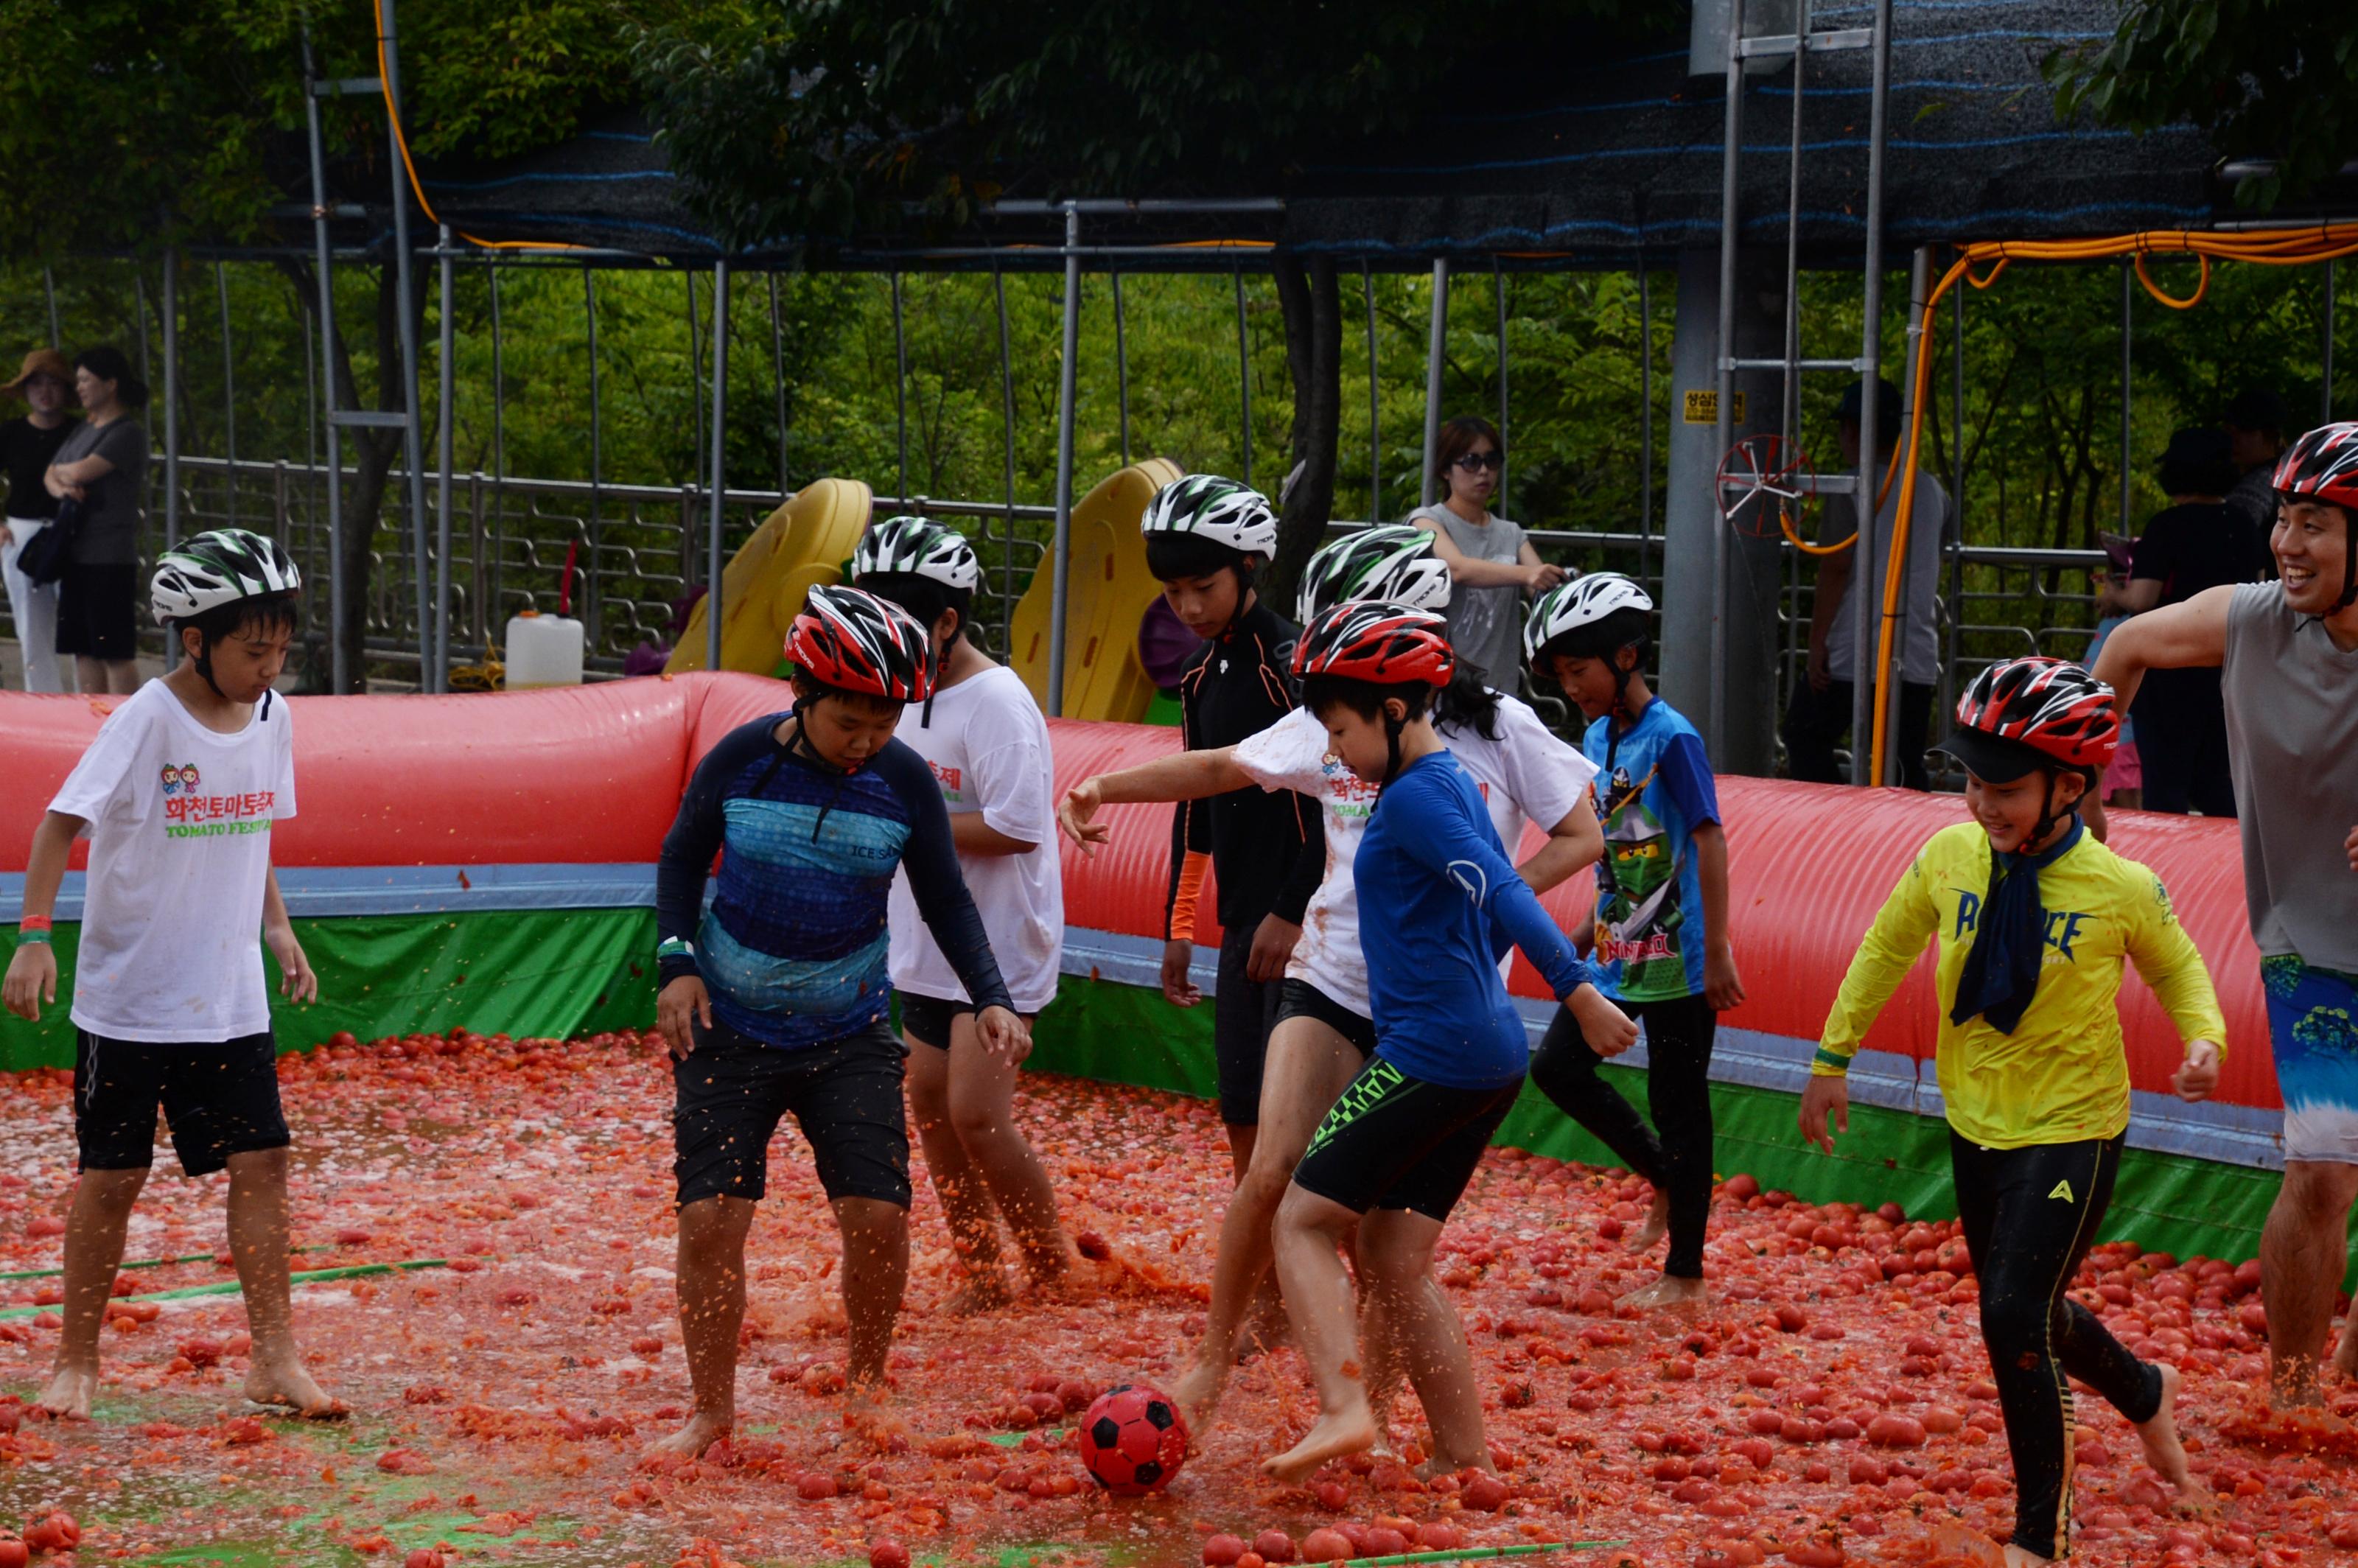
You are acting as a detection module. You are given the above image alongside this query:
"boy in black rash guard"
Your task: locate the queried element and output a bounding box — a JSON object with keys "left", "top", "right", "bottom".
{"left": 1143, "top": 474, "right": 1323, "bottom": 1178}
{"left": 648, "top": 586, "right": 1025, "bottom": 1462}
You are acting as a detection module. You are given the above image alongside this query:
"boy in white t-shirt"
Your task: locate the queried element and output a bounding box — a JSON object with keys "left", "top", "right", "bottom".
{"left": 2, "top": 529, "right": 338, "bottom": 1421}
{"left": 1058, "top": 527, "right": 1601, "bottom": 1431}
{"left": 856, "top": 518, "right": 1084, "bottom": 1308}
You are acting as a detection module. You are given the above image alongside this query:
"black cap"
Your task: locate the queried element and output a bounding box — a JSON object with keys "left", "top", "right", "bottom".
{"left": 2157, "top": 426, "right": 2239, "bottom": 496}
{"left": 1935, "top": 727, "right": 2054, "bottom": 785}
{"left": 2222, "top": 385, "right": 2289, "bottom": 435}
{"left": 1838, "top": 378, "right": 1903, "bottom": 432}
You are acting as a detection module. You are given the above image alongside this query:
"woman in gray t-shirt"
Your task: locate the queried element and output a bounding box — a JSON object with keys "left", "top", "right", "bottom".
{"left": 1409, "top": 416, "right": 1564, "bottom": 687}
{"left": 2088, "top": 420, "right": 2358, "bottom": 1409}
{"left": 46, "top": 346, "right": 150, "bottom": 693}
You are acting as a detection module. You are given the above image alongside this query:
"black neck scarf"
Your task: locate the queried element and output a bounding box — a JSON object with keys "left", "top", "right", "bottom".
{"left": 1948, "top": 819, "right": 2082, "bottom": 1035}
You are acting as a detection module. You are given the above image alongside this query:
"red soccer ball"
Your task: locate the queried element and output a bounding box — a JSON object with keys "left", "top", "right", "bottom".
{"left": 1078, "top": 1384, "right": 1189, "bottom": 1495}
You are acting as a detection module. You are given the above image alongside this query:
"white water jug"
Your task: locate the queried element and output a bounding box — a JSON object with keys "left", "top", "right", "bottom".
{"left": 505, "top": 609, "right": 585, "bottom": 689}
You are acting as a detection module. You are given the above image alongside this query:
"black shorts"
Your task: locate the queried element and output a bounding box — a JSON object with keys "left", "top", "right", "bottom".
{"left": 1291, "top": 1055, "right": 1520, "bottom": 1222}
{"left": 898, "top": 991, "right": 974, "bottom": 1051}
{"left": 672, "top": 1016, "right": 912, "bottom": 1208}
{"left": 55, "top": 562, "right": 138, "bottom": 659}
{"left": 1274, "top": 979, "right": 1378, "bottom": 1059}
{"left": 1214, "top": 920, "right": 1285, "bottom": 1125}
{"left": 74, "top": 1029, "right": 290, "bottom": 1177}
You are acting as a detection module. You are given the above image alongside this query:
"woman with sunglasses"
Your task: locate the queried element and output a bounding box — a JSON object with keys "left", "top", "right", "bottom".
{"left": 1409, "top": 416, "right": 1565, "bottom": 688}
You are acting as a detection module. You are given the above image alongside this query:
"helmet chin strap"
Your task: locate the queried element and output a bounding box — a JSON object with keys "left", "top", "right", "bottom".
{"left": 1379, "top": 710, "right": 1407, "bottom": 788}
{"left": 2338, "top": 511, "right": 2358, "bottom": 612}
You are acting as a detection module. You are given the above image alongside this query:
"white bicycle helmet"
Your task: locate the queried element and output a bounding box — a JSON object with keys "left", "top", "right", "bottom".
{"left": 151, "top": 528, "right": 302, "bottom": 626}
{"left": 1523, "top": 573, "right": 1654, "bottom": 668}
{"left": 1296, "top": 525, "right": 1452, "bottom": 623}
{"left": 1138, "top": 473, "right": 1278, "bottom": 556}
{"left": 853, "top": 514, "right": 982, "bottom": 591}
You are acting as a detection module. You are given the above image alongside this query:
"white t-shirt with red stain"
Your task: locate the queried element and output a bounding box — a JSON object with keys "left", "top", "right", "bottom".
{"left": 885, "top": 663, "right": 1064, "bottom": 1014}
{"left": 1233, "top": 693, "right": 1595, "bottom": 1018}
{"left": 49, "top": 681, "right": 298, "bottom": 1043}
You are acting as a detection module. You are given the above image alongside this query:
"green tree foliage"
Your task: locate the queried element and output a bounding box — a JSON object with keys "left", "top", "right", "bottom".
{"left": 2044, "top": 2, "right": 2358, "bottom": 209}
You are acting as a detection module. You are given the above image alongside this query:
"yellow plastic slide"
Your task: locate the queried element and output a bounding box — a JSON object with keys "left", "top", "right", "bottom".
{"left": 665, "top": 477, "right": 873, "bottom": 675}
{"left": 1010, "top": 458, "right": 1183, "bottom": 721}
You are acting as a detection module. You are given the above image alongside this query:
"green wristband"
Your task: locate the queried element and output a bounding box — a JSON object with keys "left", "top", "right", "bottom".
{"left": 14, "top": 930, "right": 52, "bottom": 947}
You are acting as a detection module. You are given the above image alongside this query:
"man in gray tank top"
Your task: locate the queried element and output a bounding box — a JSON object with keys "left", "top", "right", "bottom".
{"left": 2090, "top": 421, "right": 2358, "bottom": 1410}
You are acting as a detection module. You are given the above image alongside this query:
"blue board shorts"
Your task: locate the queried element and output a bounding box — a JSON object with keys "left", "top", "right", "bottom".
{"left": 2261, "top": 954, "right": 2358, "bottom": 1166}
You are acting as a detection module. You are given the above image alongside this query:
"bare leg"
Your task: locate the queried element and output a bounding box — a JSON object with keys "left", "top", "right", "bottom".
{"left": 227, "top": 1148, "right": 342, "bottom": 1417}
{"left": 1359, "top": 1209, "right": 1491, "bottom": 1477}
{"left": 1172, "top": 1021, "right": 1360, "bottom": 1432}
{"left": 1226, "top": 1121, "right": 1259, "bottom": 1183}
{"left": 1623, "top": 1189, "right": 1669, "bottom": 1254}
{"left": 905, "top": 1036, "right": 1011, "bottom": 1311}
{"left": 35, "top": 1166, "right": 147, "bottom": 1418}
{"left": 834, "top": 1197, "right": 910, "bottom": 1391}
{"left": 79, "top": 657, "right": 139, "bottom": 696}
{"left": 2260, "top": 1160, "right": 2358, "bottom": 1409}
{"left": 1263, "top": 1183, "right": 1379, "bottom": 1483}
{"left": 940, "top": 1012, "right": 1073, "bottom": 1288}
{"left": 644, "top": 1194, "right": 755, "bottom": 1460}
{"left": 2336, "top": 1304, "right": 2358, "bottom": 1382}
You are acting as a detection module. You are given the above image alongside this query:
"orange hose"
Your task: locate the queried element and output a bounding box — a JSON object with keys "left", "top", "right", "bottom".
{"left": 376, "top": 26, "right": 594, "bottom": 254}
{"left": 1866, "top": 223, "right": 2358, "bottom": 785}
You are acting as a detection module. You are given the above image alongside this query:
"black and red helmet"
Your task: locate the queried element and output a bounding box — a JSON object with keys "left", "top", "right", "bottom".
{"left": 2273, "top": 422, "right": 2358, "bottom": 512}
{"left": 786, "top": 584, "right": 935, "bottom": 702}
{"left": 1292, "top": 601, "right": 1456, "bottom": 687}
{"left": 1941, "top": 656, "right": 2119, "bottom": 782}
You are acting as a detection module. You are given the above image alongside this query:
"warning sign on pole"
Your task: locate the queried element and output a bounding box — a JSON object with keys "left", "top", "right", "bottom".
{"left": 1682, "top": 389, "right": 1746, "bottom": 424}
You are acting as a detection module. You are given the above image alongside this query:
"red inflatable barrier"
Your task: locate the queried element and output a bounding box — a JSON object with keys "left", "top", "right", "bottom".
{"left": 0, "top": 679, "right": 2269, "bottom": 1106}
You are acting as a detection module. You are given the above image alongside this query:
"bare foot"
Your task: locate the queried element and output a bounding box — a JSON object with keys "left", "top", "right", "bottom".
{"left": 1262, "top": 1397, "right": 1379, "bottom": 1484}
{"left": 1169, "top": 1358, "right": 1226, "bottom": 1440}
{"left": 942, "top": 1270, "right": 1014, "bottom": 1315}
{"left": 244, "top": 1359, "right": 349, "bottom": 1421}
{"left": 1239, "top": 1283, "right": 1292, "bottom": 1362}
{"left": 1623, "top": 1191, "right": 1669, "bottom": 1254}
{"left": 640, "top": 1407, "right": 732, "bottom": 1463}
{"left": 2001, "top": 1546, "right": 2053, "bottom": 1568}
{"left": 2269, "top": 1351, "right": 2323, "bottom": 1412}
{"left": 35, "top": 1365, "right": 99, "bottom": 1420}
{"left": 1617, "top": 1274, "right": 1707, "bottom": 1312}
{"left": 2334, "top": 1317, "right": 2358, "bottom": 1382}
{"left": 838, "top": 1385, "right": 912, "bottom": 1454}
{"left": 2133, "top": 1363, "right": 2210, "bottom": 1511}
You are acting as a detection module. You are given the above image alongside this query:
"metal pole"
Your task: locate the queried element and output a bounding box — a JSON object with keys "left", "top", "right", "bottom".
{"left": 1847, "top": 0, "right": 1893, "bottom": 783}
{"left": 1779, "top": 0, "right": 1810, "bottom": 476}
{"left": 1421, "top": 259, "right": 1449, "bottom": 508}
{"left": 1710, "top": 0, "right": 1746, "bottom": 759}
{"left": 379, "top": 0, "right": 430, "bottom": 690}
{"left": 489, "top": 262, "right": 505, "bottom": 634}
{"left": 1048, "top": 206, "right": 1082, "bottom": 716}
{"left": 298, "top": 281, "right": 316, "bottom": 583}
{"left": 892, "top": 270, "right": 909, "bottom": 500}
{"left": 769, "top": 273, "right": 788, "bottom": 490}
{"left": 299, "top": 23, "right": 346, "bottom": 692}
{"left": 706, "top": 262, "right": 729, "bottom": 672}
{"left": 2119, "top": 261, "right": 2133, "bottom": 531}
{"left": 433, "top": 223, "right": 455, "bottom": 692}
{"left": 1640, "top": 260, "right": 1656, "bottom": 583}
{"left": 1943, "top": 261, "right": 1965, "bottom": 752}
{"left": 2323, "top": 260, "right": 2337, "bottom": 422}
{"left": 995, "top": 263, "right": 1019, "bottom": 637}
{"left": 1113, "top": 270, "right": 1131, "bottom": 469}
{"left": 1365, "top": 262, "right": 1381, "bottom": 522}
{"left": 41, "top": 266, "right": 59, "bottom": 346}
{"left": 1494, "top": 259, "right": 1510, "bottom": 518}
{"left": 685, "top": 270, "right": 705, "bottom": 495}
{"left": 585, "top": 269, "right": 603, "bottom": 642}
{"left": 163, "top": 249, "right": 180, "bottom": 564}
{"left": 1235, "top": 267, "right": 1253, "bottom": 489}
{"left": 133, "top": 270, "right": 153, "bottom": 413}
{"left": 217, "top": 262, "right": 237, "bottom": 523}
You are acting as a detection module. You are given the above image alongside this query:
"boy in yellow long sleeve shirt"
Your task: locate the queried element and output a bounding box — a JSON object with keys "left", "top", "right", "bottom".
{"left": 1798, "top": 657, "right": 2219, "bottom": 1567}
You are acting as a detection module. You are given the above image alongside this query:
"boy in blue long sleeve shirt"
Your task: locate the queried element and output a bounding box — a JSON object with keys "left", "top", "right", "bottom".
{"left": 1264, "top": 603, "right": 1637, "bottom": 1484}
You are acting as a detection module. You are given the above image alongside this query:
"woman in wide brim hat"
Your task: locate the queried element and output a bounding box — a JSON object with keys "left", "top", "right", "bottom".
{"left": 0, "top": 348, "right": 83, "bottom": 692}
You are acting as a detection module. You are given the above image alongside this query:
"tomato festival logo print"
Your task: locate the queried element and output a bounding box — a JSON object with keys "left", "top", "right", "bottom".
{"left": 156, "top": 762, "right": 276, "bottom": 839}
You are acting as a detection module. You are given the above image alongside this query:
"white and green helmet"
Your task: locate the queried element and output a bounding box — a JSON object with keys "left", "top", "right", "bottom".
{"left": 150, "top": 528, "right": 302, "bottom": 626}
{"left": 1138, "top": 473, "right": 1278, "bottom": 557}
{"left": 1297, "top": 525, "right": 1452, "bottom": 623}
{"left": 853, "top": 514, "right": 981, "bottom": 591}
